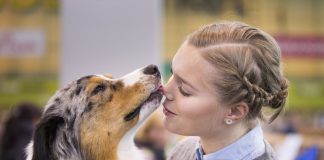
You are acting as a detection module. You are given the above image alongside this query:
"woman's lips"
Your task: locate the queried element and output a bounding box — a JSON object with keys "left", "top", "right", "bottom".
{"left": 162, "top": 103, "right": 177, "bottom": 116}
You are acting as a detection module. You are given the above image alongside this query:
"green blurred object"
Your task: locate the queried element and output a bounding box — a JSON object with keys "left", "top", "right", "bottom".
{"left": 0, "top": 0, "right": 5, "bottom": 11}
{"left": 288, "top": 78, "right": 324, "bottom": 110}
{"left": 44, "top": 0, "right": 60, "bottom": 13}
{"left": 163, "top": 61, "right": 172, "bottom": 83}
{"left": 10, "top": 0, "right": 41, "bottom": 14}
{"left": 0, "top": 74, "right": 58, "bottom": 109}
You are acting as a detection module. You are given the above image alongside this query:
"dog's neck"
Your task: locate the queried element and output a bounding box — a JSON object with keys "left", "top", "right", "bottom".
{"left": 117, "top": 124, "right": 144, "bottom": 160}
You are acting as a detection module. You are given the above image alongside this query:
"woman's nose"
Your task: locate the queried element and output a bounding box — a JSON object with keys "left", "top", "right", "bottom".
{"left": 163, "top": 77, "right": 174, "bottom": 101}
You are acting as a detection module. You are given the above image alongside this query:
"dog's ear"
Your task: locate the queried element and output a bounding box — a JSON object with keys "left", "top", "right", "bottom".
{"left": 31, "top": 115, "right": 65, "bottom": 160}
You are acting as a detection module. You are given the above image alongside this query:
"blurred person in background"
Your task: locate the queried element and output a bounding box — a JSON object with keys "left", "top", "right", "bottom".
{"left": 0, "top": 102, "right": 42, "bottom": 160}
{"left": 275, "top": 111, "right": 298, "bottom": 134}
{"left": 135, "top": 112, "right": 168, "bottom": 160}
{"left": 162, "top": 21, "right": 289, "bottom": 160}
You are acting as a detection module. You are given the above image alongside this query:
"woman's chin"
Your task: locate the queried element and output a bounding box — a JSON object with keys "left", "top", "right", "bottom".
{"left": 163, "top": 117, "right": 177, "bottom": 133}
{"left": 163, "top": 118, "right": 187, "bottom": 135}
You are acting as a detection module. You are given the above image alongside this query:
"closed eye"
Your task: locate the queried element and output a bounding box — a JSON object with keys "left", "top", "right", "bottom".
{"left": 92, "top": 84, "right": 106, "bottom": 95}
{"left": 178, "top": 85, "right": 191, "bottom": 97}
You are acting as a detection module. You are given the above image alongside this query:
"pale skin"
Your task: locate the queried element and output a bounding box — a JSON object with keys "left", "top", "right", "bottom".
{"left": 163, "top": 42, "right": 255, "bottom": 154}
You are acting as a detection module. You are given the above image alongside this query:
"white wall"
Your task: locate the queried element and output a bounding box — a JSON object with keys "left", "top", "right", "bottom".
{"left": 61, "top": 0, "right": 162, "bottom": 86}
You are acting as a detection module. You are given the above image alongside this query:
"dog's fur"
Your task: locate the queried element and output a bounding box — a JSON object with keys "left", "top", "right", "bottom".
{"left": 26, "top": 65, "right": 163, "bottom": 160}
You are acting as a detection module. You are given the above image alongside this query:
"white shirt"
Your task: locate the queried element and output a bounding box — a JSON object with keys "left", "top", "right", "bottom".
{"left": 195, "top": 124, "right": 266, "bottom": 160}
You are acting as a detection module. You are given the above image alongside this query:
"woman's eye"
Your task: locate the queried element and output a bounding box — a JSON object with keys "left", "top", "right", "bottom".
{"left": 178, "top": 86, "right": 191, "bottom": 97}
{"left": 92, "top": 84, "right": 106, "bottom": 95}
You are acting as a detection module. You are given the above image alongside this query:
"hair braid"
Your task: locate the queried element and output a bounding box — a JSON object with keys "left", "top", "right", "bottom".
{"left": 240, "top": 75, "right": 289, "bottom": 123}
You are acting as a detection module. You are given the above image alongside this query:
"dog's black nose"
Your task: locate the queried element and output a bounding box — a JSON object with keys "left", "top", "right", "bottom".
{"left": 143, "top": 64, "right": 160, "bottom": 77}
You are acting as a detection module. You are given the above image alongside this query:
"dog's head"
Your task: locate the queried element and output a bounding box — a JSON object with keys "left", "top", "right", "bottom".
{"left": 28, "top": 65, "right": 163, "bottom": 160}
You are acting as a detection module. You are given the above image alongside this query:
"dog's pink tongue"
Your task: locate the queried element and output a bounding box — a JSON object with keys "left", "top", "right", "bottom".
{"left": 158, "top": 85, "right": 164, "bottom": 93}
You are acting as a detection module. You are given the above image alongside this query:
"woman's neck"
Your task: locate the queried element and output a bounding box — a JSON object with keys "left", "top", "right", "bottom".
{"left": 199, "top": 121, "right": 256, "bottom": 154}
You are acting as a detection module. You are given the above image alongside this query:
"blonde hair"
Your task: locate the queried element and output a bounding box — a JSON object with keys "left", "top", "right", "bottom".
{"left": 187, "top": 21, "right": 288, "bottom": 123}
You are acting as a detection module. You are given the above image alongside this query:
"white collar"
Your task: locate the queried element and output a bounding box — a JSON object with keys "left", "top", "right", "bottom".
{"left": 196, "top": 124, "right": 266, "bottom": 160}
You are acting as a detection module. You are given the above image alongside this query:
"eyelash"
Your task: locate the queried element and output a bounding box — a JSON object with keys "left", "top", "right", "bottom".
{"left": 178, "top": 86, "right": 191, "bottom": 97}
{"left": 170, "top": 65, "right": 190, "bottom": 97}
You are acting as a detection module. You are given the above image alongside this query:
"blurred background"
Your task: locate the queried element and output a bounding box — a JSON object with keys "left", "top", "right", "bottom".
{"left": 0, "top": 0, "right": 323, "bottom": 160}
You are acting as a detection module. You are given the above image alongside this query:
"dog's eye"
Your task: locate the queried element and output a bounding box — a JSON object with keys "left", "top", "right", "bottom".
{"left": 92, "top": 84, "right": 106, "bottom": 95}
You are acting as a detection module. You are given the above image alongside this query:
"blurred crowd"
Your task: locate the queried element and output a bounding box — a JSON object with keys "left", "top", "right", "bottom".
{"left": 0, "top": 102, "right": 324, "bottom": 160}
{"left": 0, "top": 102, "right": 42, "bottom": 160}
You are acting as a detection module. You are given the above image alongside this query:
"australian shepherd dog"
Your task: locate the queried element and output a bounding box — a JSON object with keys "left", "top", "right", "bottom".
{"left": 26, "top": 65, "right": 163, "bottom": 160}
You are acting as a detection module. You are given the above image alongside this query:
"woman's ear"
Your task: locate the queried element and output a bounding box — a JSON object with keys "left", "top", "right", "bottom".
{"left": 225, "top": 102, "right": 249, "bottom": 122}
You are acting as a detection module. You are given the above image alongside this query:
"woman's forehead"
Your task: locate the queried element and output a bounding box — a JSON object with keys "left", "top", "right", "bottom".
{"left": 172, "top": 44, "right": 216, "bottom": 91}
{"left": 173, "top": 44, "right": 200, "bottom": 66}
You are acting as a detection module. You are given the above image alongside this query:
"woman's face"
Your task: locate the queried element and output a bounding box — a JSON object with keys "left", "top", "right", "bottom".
{"left": 163, "top": 43, "right": 228, "bottom": 137}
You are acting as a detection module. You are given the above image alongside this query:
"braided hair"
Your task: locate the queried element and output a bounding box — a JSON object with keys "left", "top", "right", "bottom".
{"left": 187, "top": 21, "right": 289, "bottom": 123}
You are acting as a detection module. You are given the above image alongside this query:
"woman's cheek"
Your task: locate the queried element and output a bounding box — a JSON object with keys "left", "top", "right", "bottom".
{"left": 177, "top": 98, "right": 203, "bottom": 118}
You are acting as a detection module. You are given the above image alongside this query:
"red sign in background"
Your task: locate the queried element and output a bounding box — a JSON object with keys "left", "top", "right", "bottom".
{"left": 275, "top": 36, "right": 324, "bottom": 58}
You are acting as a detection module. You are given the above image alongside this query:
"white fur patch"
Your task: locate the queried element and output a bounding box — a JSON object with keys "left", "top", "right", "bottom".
{"left": 117, "top": 125, "right": 145, "bottom": 160}
{"left": 25, "top": 142, "right": 33, "bottom": 160}
{"left": 95, "top": 74, "right": 113, "bottom": 81}
{"left": 117, "top": 97, "right": 161, "bottom": 160}
{"left": 120, "top": 67, "right": 145, "bottom": 87}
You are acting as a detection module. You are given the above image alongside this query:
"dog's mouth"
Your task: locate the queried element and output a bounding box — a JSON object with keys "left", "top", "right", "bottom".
{"left": 124, "top": 85, "right": 163, "bottom": 121}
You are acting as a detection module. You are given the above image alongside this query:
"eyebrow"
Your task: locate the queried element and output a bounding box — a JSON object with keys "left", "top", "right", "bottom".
{"left": 171, "top": 61, "right": 198, "bottom": 91}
